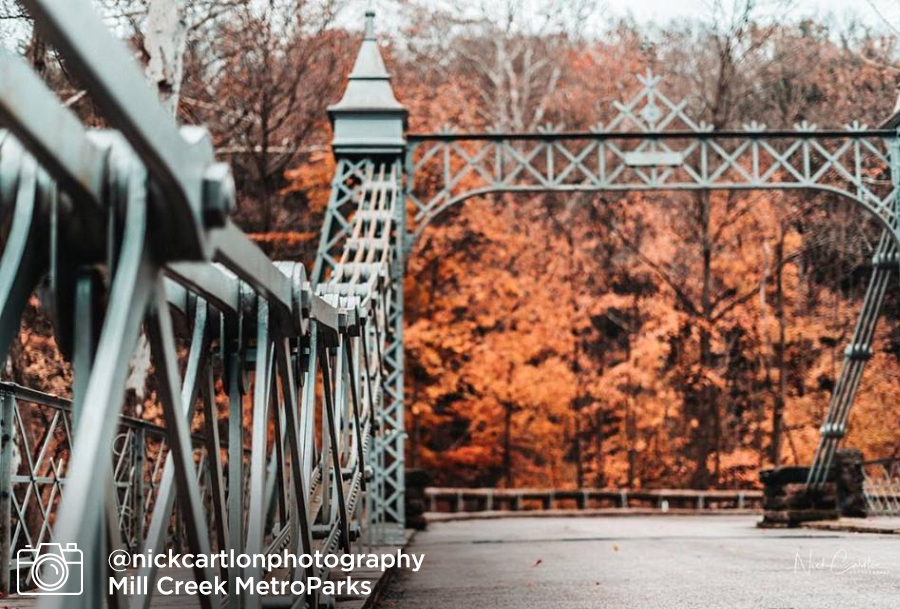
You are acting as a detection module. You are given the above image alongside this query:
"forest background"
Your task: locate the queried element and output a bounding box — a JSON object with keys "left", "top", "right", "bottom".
{"left": 3, "top": 0, "right": 900, "bottom": 490}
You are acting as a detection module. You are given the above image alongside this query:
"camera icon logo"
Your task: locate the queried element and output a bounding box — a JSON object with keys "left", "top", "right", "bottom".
{"left": 17, "top": 542, "right": 83, "bottom": 595}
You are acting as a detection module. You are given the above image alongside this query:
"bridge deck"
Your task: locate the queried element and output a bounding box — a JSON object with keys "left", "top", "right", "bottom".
{"left": 381, "top": 515, "right": 900, "bottom": 609}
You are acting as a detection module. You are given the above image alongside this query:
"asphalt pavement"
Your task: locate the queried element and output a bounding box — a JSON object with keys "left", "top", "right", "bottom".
{"left": 378, "top": 515, "right": 900, "bottom": 608}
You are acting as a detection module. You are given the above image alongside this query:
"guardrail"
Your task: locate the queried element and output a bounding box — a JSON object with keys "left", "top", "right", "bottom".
{"left": 0, "top": 2, "right": 397, "bottom": 605}
{"left": 863, "top": 458, "right": 900, "bottom": 516}
{"left": 425, "top": 487, "right": 763, "bottom": 513}
{"left": 0, "top": 382, "right": 253, "bottom": 594}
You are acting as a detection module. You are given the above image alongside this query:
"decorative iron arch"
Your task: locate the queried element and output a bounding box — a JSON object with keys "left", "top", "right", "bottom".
{"left": 405, "top": 70, "right": 900, "bottom": 246}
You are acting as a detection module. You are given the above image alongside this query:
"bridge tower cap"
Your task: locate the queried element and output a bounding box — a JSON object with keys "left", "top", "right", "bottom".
{"left": 329, "top": 2, "right": 407, "bottom": 156}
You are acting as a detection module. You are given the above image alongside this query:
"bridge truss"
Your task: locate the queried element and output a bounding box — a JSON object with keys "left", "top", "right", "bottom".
{"left": 0, "top": 2, "right": 897, "bottom": 608}
{"left": 0, "top": 2, "right": 400, "bottom": 608}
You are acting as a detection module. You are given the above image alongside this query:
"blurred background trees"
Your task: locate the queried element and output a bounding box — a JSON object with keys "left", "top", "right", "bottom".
{"left": 3, "top": 0, "right": 900, "bottom": 489}
{"left": 397, "top": 0, "right": 900, "bottom": 490}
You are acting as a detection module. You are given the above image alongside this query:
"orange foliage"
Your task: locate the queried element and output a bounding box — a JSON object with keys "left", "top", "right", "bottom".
{"left": 390, "top": 16, "right": 900, "bottom": 490}
{"left": 282, "top": 150, "right": 336, "bottom": 216}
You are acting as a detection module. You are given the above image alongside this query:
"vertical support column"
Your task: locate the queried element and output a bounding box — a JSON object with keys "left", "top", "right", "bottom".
{"left": 0, "top": 390, "right": 14, "bottom": 595}
{"left": 133, "top": 426, "right": 146, "bottom": 547}
{"left": 381, "top": 155, "right": 406, "bottom": 540}
{"left": 317, "top": 5, "right": 407, "bottom": 545}
{"left": 806, "top": 135, "right": 900, "bottom": 489}
{"left": 312, "top": 158, "right": 360, "bottom": 285}
{"left": 224, "top": 316, "right": 244, "bottom": 609}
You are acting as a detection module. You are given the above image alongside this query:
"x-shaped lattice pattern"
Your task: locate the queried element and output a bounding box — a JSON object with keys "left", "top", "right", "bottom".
{"left": 408, "top": 73, "right": 897, "bottom": 243}
{"left": 864, "top": 460, "right": 900, "bottom": 516}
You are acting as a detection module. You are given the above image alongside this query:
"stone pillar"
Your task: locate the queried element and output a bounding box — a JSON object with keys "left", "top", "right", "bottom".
{"left": 404, "top": 469, "right": 430, "bottom": 530}
{"left": 759, "top": 466, "right": 839, "bottom": 527}
{"left": 835, "top": 448, "right": 867, "bottom": 518}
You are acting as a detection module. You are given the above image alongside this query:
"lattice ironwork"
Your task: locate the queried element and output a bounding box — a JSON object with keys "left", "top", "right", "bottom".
{"left": 0, "top": 383, "right": 231, "bottom": 593}
{"left": 807, "top": 228, "right": 898, "bottom": 488}
{"left": 314, "top": 6, "right": 409, "bottom": 542}
{"left": 863, "top": 458, "right": 900, "bottom": 516}
{"left": 407, "top": 71, "right": 899, "bottom": 244}
{"left": 315, "top": 160, "right": 407, "bottom": 541}
{"left": 1, "top": 1, "right": 899, "bottom": 605}
{"left": 0, "top": 1, "right": 397, "bottom": 606}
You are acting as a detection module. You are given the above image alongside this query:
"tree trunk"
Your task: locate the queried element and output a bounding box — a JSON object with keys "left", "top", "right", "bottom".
{"left": 503, "top": 402, "right": 513, "bottom": 488}
{"left": 144, "top": 0, "right": 187, "bottom": 115}
{"left": 127, "top": 0, "right": 187, "bottom": 403}
{"left": 771, "top": 231, "right": 787, "bottom": 466}
{"left": 626, "top": 399, "right": 636, "bottom": 487}
{"left": 695, "top": 191, "right": 715, "bottom": 488}
{"left": 410, "top": 411, "right": 420, "bottom": 469}
{"left": 573, "top": 413, "right": 583, "bottom": 488}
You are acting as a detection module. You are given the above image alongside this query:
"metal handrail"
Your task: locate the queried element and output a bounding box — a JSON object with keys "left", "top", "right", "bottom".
{"left": 862, "top": 458, "right": 900, "bottom": 516}
{"left": 0, "top": 381, "right": 227, "bottom": 446}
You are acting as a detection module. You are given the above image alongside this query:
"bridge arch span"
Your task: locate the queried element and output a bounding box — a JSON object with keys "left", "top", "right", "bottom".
{"left": 407, "top": 181, "right": 898, "bottom": 247}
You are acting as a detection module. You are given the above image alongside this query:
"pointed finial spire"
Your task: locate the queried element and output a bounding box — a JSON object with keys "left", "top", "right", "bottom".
{"left": 893, "top": 80, "right": 900, "bottom": 117}
{"left": 328, "top": 2, "right": 407, "bottom": 155}
{"left": 881, "top": 77, "right": 900, "bottom": 128}
{"left": 364, "top": 0, "right": 376, "bottom": 40}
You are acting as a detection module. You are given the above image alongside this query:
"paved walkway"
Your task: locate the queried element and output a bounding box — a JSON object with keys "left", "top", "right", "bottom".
{"left": 379, "top": 516, "right": 900, "bottom": 609}
{"left": 803, "top": 517, "right": 900, "bottom": 535}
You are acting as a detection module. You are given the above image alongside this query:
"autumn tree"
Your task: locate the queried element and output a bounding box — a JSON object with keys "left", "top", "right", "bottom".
{"left": 396, "top": 2, "right": 900, "bottom": 489}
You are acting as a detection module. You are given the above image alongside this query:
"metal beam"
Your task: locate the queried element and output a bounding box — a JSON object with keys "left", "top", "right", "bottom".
{"left": 22, "top": 0, "right": 210, "bottom": 259}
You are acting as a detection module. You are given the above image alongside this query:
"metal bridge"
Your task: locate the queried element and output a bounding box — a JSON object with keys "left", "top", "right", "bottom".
{"left": 0, "top": 2, "right": 899, "bottom": 608}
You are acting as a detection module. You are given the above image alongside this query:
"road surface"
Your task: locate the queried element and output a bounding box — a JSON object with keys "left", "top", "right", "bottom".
{"left": 379, "top": 515, "right": 900, "bottom": 608}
